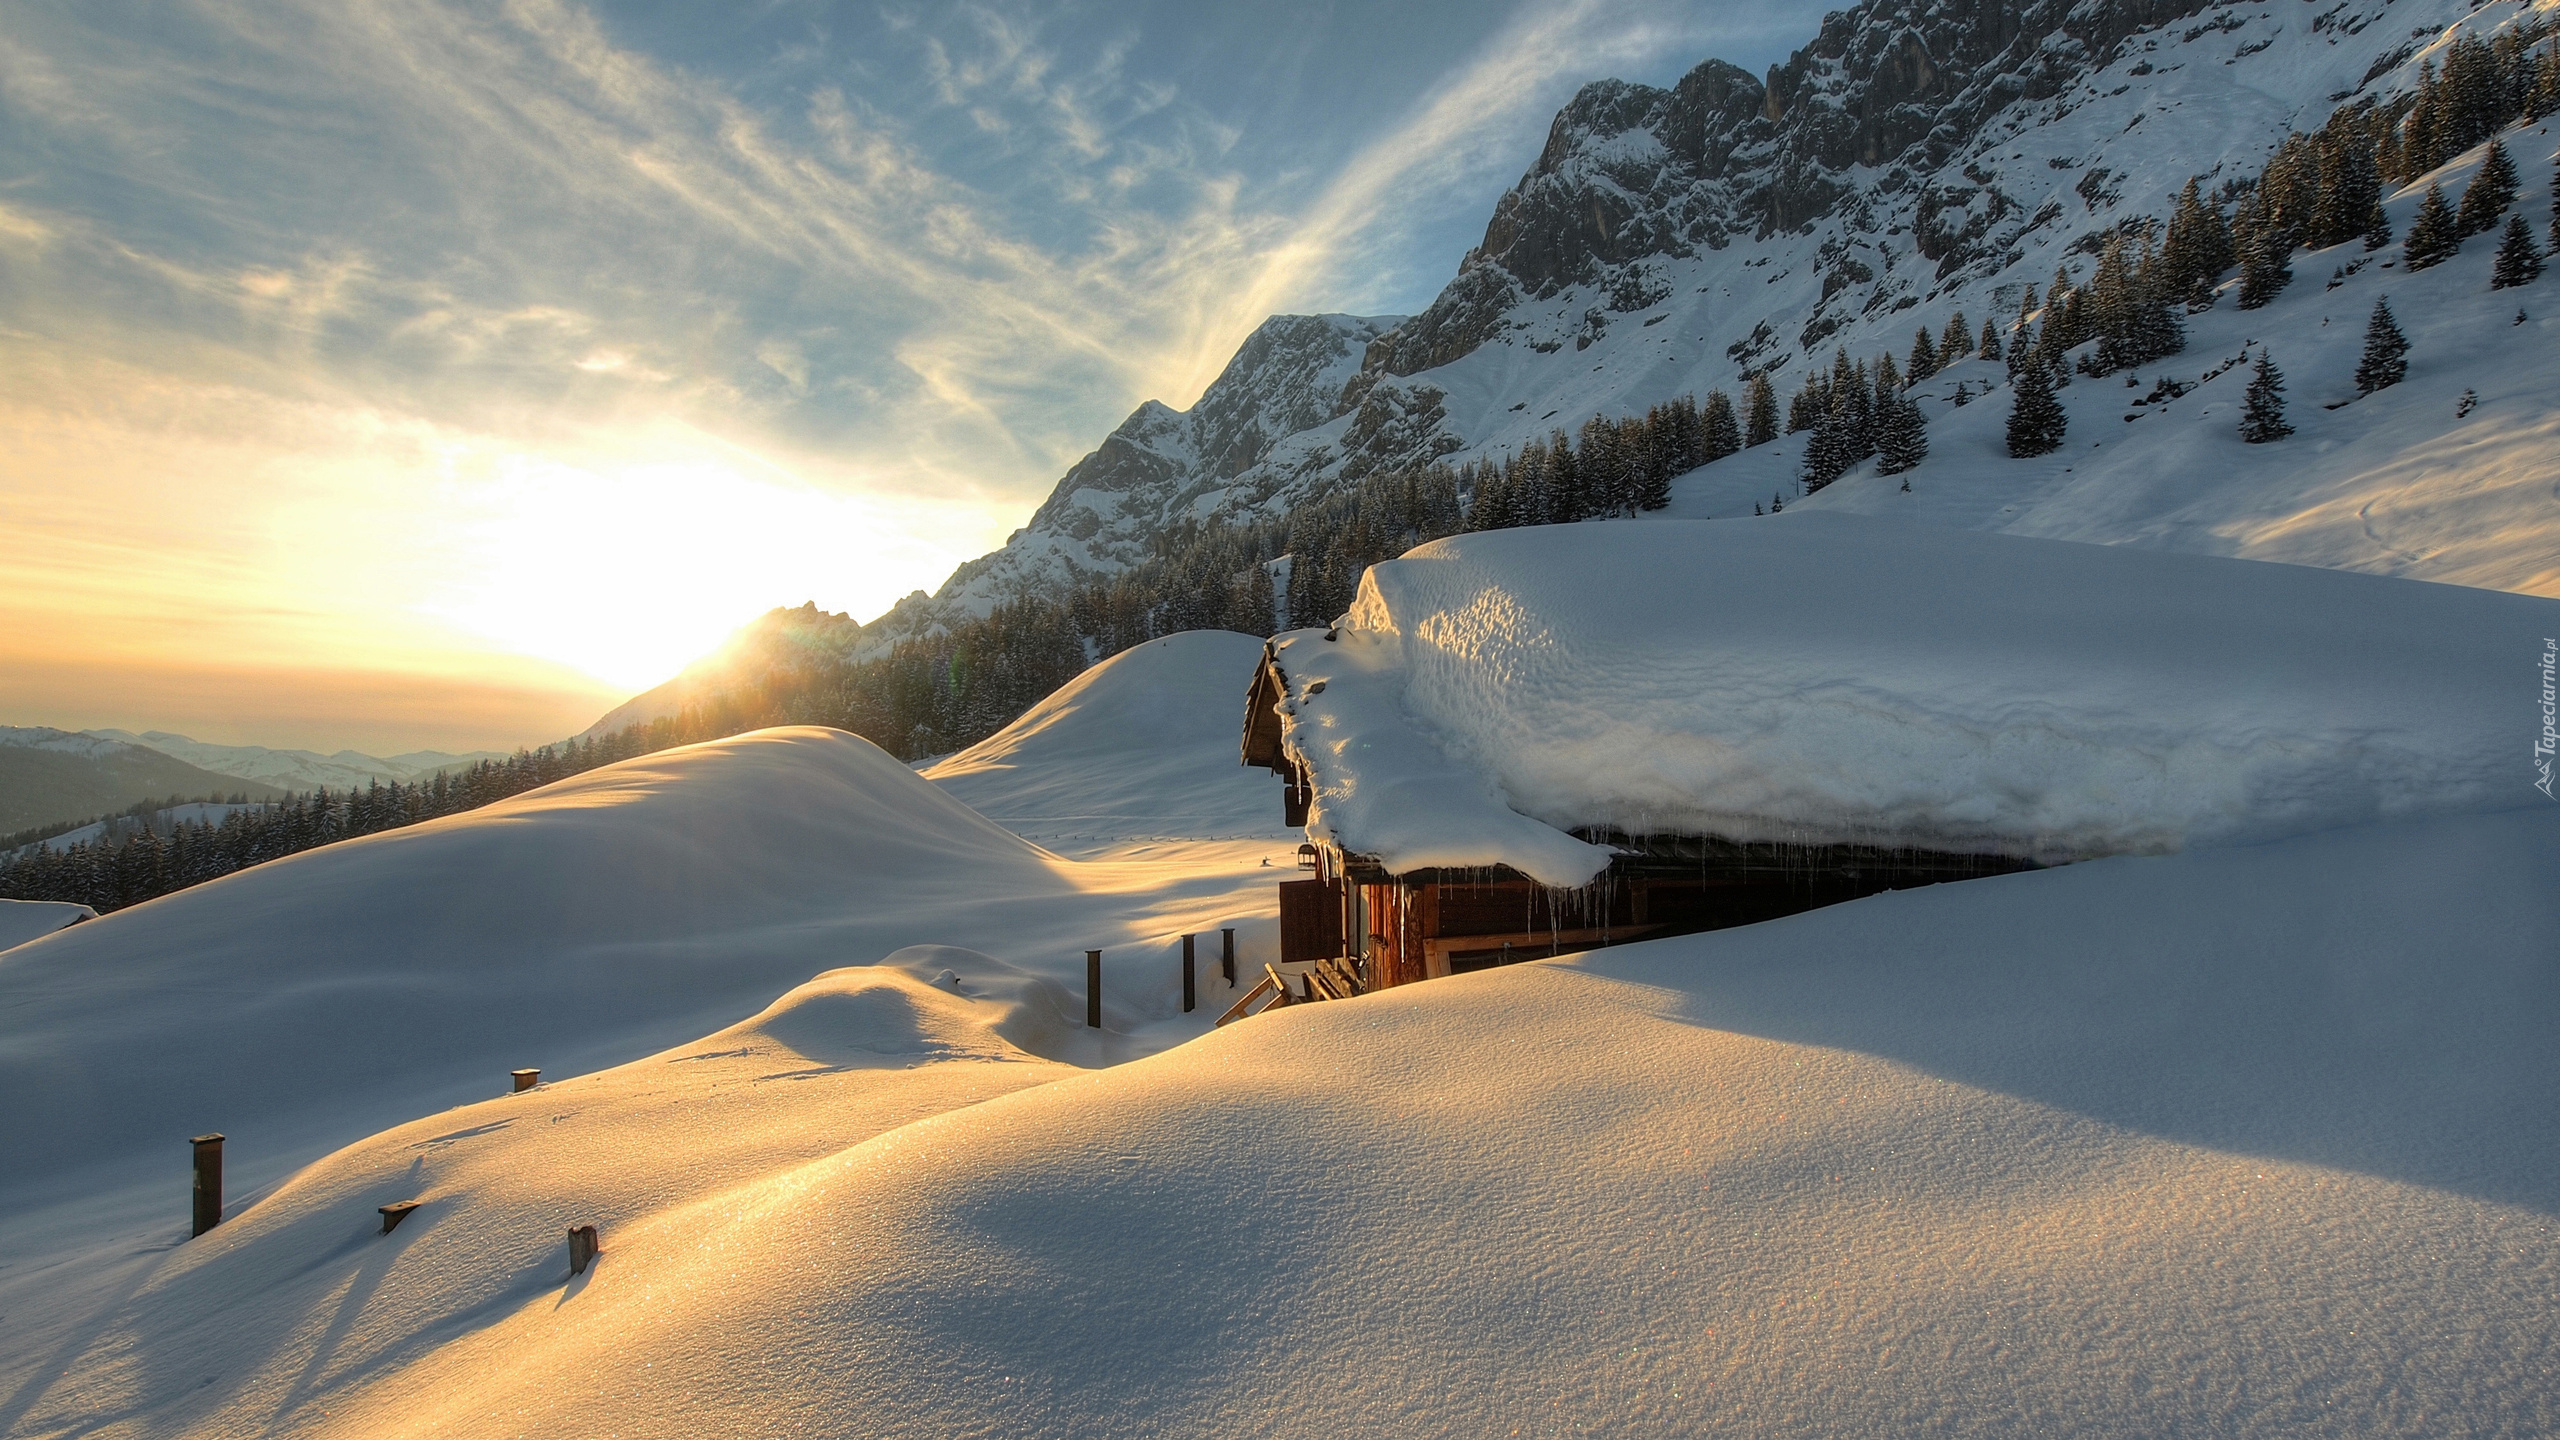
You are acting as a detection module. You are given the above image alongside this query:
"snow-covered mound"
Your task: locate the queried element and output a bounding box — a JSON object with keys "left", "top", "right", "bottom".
{"left": 0, "top": 728, "right": 1279, "bottom": 1215}
{"left": 0, "top": 960, "right": 1086, "bottom": 1440}
{"left": 1273, "top": 514, "right": 2556, "bottom": 884}
{"left": 0, "top": 897, "right": 92, "bottom": 951}
{"left": 925, "top": 630, "right": 1283, "bottom": 846}
{"left": 45, "top": 803, "right": 2553, "bottom": 1438}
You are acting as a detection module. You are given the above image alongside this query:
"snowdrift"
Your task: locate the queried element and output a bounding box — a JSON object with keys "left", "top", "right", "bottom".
{"left": 1274, "top": 514, "right": 2557, "bottom": 884}
{"left": 43, "top": 803, "right": 2552, "bottom": 1439}
{"left": 0, "top": 728, "right": 1277, "bottom": 1215}
{"left": 925, "top": 630, "right": 1282, "bottom": 846}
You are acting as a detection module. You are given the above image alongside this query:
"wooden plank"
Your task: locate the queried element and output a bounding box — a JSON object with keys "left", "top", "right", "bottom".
{"left": 1278, "top": 877, "right": 1345, "bottom": 964}
{"left": 1214, "top": 974, "right": 1277, "bottom": 1027}
{"left": 1320, "top": 956, "right": 1365, "bottom": 997}
{"left": 1422, "top": 924, "right": 1671, "bottom": 973}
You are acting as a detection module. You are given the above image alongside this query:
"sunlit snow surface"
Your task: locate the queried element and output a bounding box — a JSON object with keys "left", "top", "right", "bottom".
{"left": 1277, "top": 514, "right": 2552, "bottom": 885}
{"left": 925, "top": 629, "right": 1287, "bottom": 854}
{"left": 3, "top": 582, "right": 2558, "bottom": 1436}
{"left": 10, "top": 806, "right": 2555, "bottom": 1438}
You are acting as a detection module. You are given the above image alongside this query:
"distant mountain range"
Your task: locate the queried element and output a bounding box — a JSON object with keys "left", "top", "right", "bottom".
{"left": 81, "top": 730, "right": 504, "bottom": 792}
{"left": 0, "top": 727, "right": 503, "bottom": 839}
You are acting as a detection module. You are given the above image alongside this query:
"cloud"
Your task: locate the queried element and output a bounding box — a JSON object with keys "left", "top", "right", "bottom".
{"left": 0, "top": 0, "right": 1812, "bottom": 746}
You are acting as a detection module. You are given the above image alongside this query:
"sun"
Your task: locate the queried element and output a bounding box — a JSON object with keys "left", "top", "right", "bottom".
{"left": 418, "top": 447, "right": 971, "bottom": 694}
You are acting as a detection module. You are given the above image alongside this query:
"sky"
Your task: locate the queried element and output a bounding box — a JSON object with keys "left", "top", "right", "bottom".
{"left": 0, "top": 0, "right": 1808, "bottom": 753}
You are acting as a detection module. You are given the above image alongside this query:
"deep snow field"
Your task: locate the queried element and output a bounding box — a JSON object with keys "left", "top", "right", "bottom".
{"left": 3, "top": 544, "right": 2557, "bottom": 1437}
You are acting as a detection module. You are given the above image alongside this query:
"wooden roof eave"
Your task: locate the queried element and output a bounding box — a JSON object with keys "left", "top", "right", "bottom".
{"left": 1329, "top": 832, "right": 2044, "bottom": 890}
{"left": 1240, "top": 645, "right": 1290, "bottom": 773}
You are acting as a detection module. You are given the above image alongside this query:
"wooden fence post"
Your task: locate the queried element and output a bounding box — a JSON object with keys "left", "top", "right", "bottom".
{"left": 378, "top": 1200, "right": 422, "bottom": 1234}
{"left": 567, "top": 1223, "right": 599, "bottom": 1276}
{"left": 1182, "top": 934, "right": 1196, "bottom": 1013}
{"left": 191, "top": 1133, "right": 224, "bottom": 1237}
{"left": 511, "top": 1068, "right": 540, "bottom": 1093}
{"left": 1222, "top": 928, "right": 1236, "bottom": 987}
{"left": 1086, "top": 950, "right": 1102, "bottom": 1029}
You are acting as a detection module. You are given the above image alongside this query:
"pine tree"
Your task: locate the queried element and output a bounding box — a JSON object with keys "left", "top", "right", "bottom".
{"left": 1978, "top": 316, "right": 2002, "bottom": 362}
{"left": 2234, "top": 218, "right": 2291, "bottom": 310}
{"left": 2363, "top": 201, "right": 2394, "bottom": 252}
{"left": 2161, "top": 177, "right": 2236, "bottom": 302}
{"left": 2457, "top": 139, "right": 2519, "bottom": 236}
{"left": 1908, "top": 326, "right": 1938, "bottom": 381}
{"left": 1941, "top": 311, "right": 1973, "bottom": 361}
{"left": 2356, "top": 298, "right": 2410, "bottom": 393}
{"left": 1788, "top": 372, "right": 1824, "bottom": 433}
{"left": 2005, "top": 362, "right": 2067, "bottom": 457}
{"left": 1701, "top": 389, "right": 1742, "bottom": 461}
{"left": 2403, "top": 183, "right": 2462, "bottom": 270}
{"left": 2493, "top": 212, "right": 2545, "bottom": 288}
{"left": 2239, "top": 349, "right": 2293, "bottom": 443}
{"left": 1875, "top": 384, "right": 1928, "bottom": 475}
{"left": 1744, "top": 374, "right": 1778, "bottom": 447}
{"left": 2312, "top": 122, "right": 2385, "bottom": 249}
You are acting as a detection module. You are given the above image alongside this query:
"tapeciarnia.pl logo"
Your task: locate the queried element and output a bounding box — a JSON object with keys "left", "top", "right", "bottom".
{"left": 2538, "top": 637, "right": 2557, "bottom": 800}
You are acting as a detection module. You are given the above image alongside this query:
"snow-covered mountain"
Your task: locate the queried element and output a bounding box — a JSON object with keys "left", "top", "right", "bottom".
{"left": 870, "top": 0, "right": 2558, "bottom": 638}
{"left": 82, "top": 729, "right": 505, "bottom": 792}
{"left": 0, "top": 727, "right": 287, "bottom": 835}
{"left": 868, "top": 312, "right": 1403, "bottom": 630}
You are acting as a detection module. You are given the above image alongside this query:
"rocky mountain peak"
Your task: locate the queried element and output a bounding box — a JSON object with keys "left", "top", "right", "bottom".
{"left": 1351, "top": 0, "right": 2220, "bottom": 388}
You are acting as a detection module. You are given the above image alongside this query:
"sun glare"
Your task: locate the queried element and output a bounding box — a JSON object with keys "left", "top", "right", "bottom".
{"left": 422, "top": 447, "right": 972, "bottom": 693}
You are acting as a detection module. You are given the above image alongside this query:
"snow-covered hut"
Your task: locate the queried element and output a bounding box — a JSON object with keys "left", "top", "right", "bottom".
{"left": 1242, "top": 514, "right": 2539, "bottom": 989}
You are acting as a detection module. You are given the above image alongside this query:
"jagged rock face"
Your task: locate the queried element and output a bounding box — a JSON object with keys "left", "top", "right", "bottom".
{"left": 1023, "top": 312, "right": 1396, "bottom": 545}
{"left": 926, "top": 312, "right": 1398, "bottom": 615}
{"left": 1352, "top": 0, "right": 2217, "bottom": 386}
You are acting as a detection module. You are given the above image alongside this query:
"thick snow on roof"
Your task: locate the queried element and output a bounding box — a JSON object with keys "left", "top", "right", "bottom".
{"left": 1275, "top": 514, "right": 2556, "bottom": 884}
{"left": 925, "top": 630, "right": 1284, "bottom": 850}
{"left": 0, "top": 897, "right": 93, "bottom": 951}
{"left": 22, "top": 804, "right": 2552, "bottom": 1438}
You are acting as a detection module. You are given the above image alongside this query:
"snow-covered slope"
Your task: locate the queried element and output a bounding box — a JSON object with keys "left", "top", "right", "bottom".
{"left": 1671, "top": 125, "right": 2560, "bottom": 596}
{"left": 0, "top": 728, "right": 1282, "bottom": 1221}
{"left": 17, "top": 801, "right": 273, "bottom": 857}
{"left": 83, "top": 730, "right": 504, "bottom": 792}
{"left": 1273, "top": 514, "right": 2557, "bottom": 884}
{"left": 17, "top": 802, "right": 2553, "bottom": 1438}
{"left": 924, "top": 630, "right": 1283, "bottom": 850}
